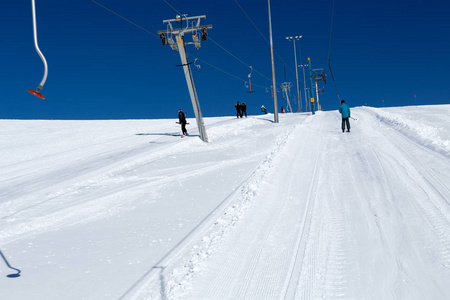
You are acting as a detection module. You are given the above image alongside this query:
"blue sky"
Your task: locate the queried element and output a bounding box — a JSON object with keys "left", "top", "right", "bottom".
{"left": 1, "top": 0, "right": 449, "bottom": 119}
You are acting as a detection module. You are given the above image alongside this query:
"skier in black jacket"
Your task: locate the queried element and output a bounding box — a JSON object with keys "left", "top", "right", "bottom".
{"left": 178, "top": 109, "right": 188, "bottom": 136}
{"left": 235, "top": 101, "right": 242, "bottom": 118}
{"left": 241, "top": 102, "right": 247, "bottom": 117}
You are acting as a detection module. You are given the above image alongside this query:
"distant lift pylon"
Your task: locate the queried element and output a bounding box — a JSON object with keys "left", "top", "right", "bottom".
{"left": 28, "top": 0, "right": 48, "bottom": 100}
{"left": 281, "top": 82, "right": 293, "bottom": 113}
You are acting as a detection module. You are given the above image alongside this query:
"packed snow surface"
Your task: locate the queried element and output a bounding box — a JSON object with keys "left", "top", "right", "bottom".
{"left": 1, "top": 105, "right": 449, "bottom": 299}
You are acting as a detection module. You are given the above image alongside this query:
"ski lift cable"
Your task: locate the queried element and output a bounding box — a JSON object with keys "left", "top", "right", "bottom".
{"left": 28, "top": 0, "right": 48, "bottom": 99}
{"left": 328, "top": 59, "right": 340, "bottom": 102}
{"left": 90, "top": 0, "right": 159, "bottom": 38}
{"left": 187, "top": 54, "right": 268, "bottom": 89}
{"left": 209, "top": 38, "right": 250, "bottom": 68}
{"left": 233, "top": 0, "right": 295, "bottom": 77}
{"left": 161, "top": 0, "right": 181, "bottom": 16}
{"left": 165, "top": 0, "right": 293, "bottom": 82}
{"left": 162, "top": 0, "right": 275, "bottom": 83}
{"left": 209, "top": 38, "right": 272, "bottom": 83}
{"left": 327, "top": 0, "right": 335, "bottom": 61}
{"left": 234, "top": 0, "right": 270, "bottom": 45}
{"left": 326, "top": 0, "right": 341, "bottom": 102}
{"left": 163, "top": 0, "right": 289, "bottom": 84}
{"left": 91, "top": 0, "right": 270, "bottom": 90}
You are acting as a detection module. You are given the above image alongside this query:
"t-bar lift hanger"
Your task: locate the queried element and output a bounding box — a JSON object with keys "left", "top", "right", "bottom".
{"left": 27, "top": 0, "right": 48, "bottom": 99}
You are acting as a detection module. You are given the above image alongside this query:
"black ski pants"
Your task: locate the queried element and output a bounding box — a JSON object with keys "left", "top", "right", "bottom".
{"left": 342, "top": 117, "right": 350, "bottom": 132}
{"left": 181, "top": 122, "right": 187, "bottom": 135}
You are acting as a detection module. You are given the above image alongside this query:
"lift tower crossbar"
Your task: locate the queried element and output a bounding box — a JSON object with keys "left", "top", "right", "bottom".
{"left": 158, "top": 15, "right": 212, "bottom": 142}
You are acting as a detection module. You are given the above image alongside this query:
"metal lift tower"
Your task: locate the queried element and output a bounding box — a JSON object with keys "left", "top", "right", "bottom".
{"left": 280, "top": 82, "right": 293, "bottom": 113}
{"left": 311, "top": 68, "right": 327, "bottom": 111}
{"left": 159, "top": 15, "right": 212, "bottom": 142}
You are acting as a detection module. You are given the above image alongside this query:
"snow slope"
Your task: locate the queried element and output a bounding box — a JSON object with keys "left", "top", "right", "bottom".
{"left": 0, "top": 105, "right": 449, "bottom": 299}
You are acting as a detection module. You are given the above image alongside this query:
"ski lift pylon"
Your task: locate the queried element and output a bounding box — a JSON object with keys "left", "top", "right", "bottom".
{"left": 28, "top": 0, "right": 48, "bottom": 100}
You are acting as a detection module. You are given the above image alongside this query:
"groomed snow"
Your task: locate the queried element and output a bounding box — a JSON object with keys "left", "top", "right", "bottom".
{"left": 1, "top": 105, "right": 449, "bottom": 299}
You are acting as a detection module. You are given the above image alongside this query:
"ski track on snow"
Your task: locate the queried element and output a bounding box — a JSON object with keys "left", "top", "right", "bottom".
{"left": 1, "top": 108, "right": 450, "bottom": 300}
{"left": 123, "top": 118, "right": 301, "bottom": 300}
{"left": 355, "top": 109, "right": 450, "bottom": 298}
{"left": 292, "top": 116, "right": 365, "bottom": 300}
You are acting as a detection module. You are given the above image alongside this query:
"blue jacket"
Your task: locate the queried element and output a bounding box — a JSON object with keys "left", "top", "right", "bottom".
{"left": 339, "top": 103, "right": 351, "bottom": 118}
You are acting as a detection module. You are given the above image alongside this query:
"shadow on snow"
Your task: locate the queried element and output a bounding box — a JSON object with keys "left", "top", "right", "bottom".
{"left": 0, "top": 250, "right": 21, "bottom": 278}
{"left": 136, "top": 133, "right": 199, "bottom": 138}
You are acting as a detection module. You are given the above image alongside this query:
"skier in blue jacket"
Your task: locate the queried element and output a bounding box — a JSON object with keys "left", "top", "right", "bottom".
{"left": 339, "top": 100, "right": 351, "bottom": 132}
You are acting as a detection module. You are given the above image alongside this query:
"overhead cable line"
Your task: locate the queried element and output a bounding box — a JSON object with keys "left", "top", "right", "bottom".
{"left": 187, "top": 54, "right": 267, "bottom": 89}
{"left": 91, "top": 0, "right": 269, "bottom": 90}
{"left": 327, "top": 0, "right": 335, "bottom": 61}
{"left": 326, "top": 0, "right": 341, "bottom": 102}
{"left": 233, "top": 0, "right": 295, "bottom": 76}
{"left": 161, "top": 0, "right": 181, "bottom": 15}
{"left": 161, "top": 0, "right": 274, "bottom": 85}
{"left": 209, "top": 38, "right": 272, "bottom": 82}
{"left": 90, "top": 0, "right": 159, "bottom": 38}
{"left": 189, "top": 54, "right": 245, "bottom": 82}
{"left": 209, "top": 38, "right": 253, "bottom": 71}
{"left": 234, "top": 0, "right": 269, "bottom": 45}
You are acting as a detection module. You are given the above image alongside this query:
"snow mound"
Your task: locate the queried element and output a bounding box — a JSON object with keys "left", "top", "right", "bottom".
{"left": 367, "top": 107, "right": 450, "bottom": 155}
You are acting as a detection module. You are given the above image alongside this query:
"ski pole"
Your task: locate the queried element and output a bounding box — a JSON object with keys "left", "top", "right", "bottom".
{"left": 350, "top": 116, "right": 357, "bottom": 121}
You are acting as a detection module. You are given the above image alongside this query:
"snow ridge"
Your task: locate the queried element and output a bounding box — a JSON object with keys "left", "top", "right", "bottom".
{"left": 366, "top": 107, "right": 450, "bottom": 155}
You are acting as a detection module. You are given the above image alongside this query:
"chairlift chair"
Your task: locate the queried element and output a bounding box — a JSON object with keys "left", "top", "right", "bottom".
{"left": 192, "top": 32, "right": 201, "bottom": 49}
{"left": 167, "top": 35, "right": 178, "bottom": 51}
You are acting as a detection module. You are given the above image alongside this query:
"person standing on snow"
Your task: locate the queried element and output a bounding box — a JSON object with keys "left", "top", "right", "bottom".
{"left": 241, "top": 102, "right": 247, "bottom": 117}
{"left": 235, "top": 101, "right": 242, "bottom": 118}
{"left": 178, "top": 109, "right": 188, "bottom": 136}
{"left": 339, "top": 100, "right": 351, "bottom": 132}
